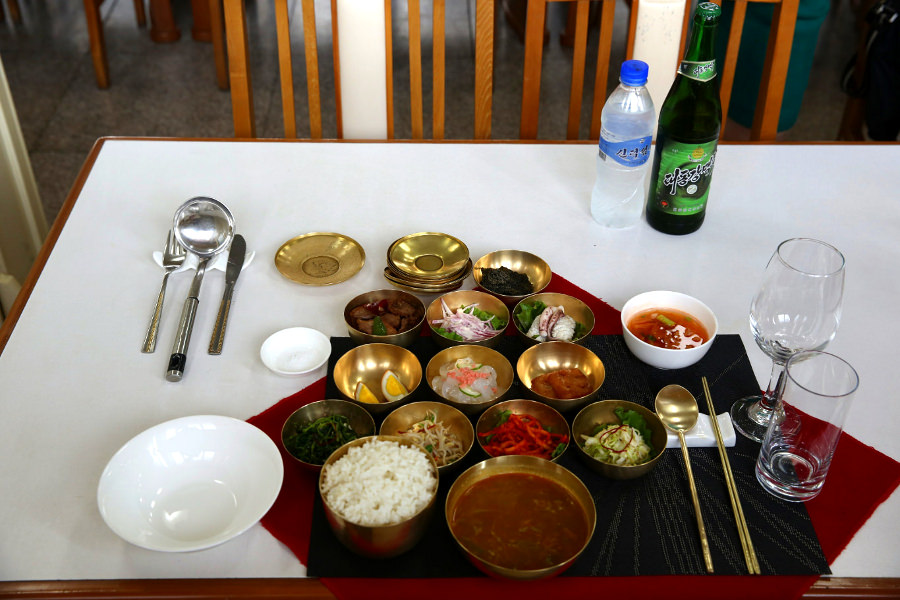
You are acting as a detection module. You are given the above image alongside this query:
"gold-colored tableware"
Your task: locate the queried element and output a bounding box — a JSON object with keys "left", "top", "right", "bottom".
{"left": 475, "top": 399, "right": 570, "bottom": 463}
{"left": 702, "top": 377, "right": 760, "bottom": 574}
{"left": 571, "top": 400, "right": 666, "bottom": 479}
{"left": 472, "top": 250, "right": 552, "bottom": 304}
{"left": 516, "top": 341, "right": 605, "bottom": 412}
{"left": 426, "top": 290, "right": 509, "bottom": 349}
{"left": 382, "top": 271, "right": 465, "bottom": 294}
{"left": 379, "top": 401, "right": 475, "bottom": 475}
{"left": 319, "top": 435, "right": 438, "bottom": 558}
{"left": 387, "top": 232, "right": 469, "bottom": 280}
{"left": 425, "top": 345, "right": 514, "bottom": 416}
{"left": 655, "top": 384, "right": 714, "bottom": 574}
{"left": 275, "top": 232, "right": 365, "bottom": 286}
{"left": 512, "top": 292, "right": 596, "bottom": 347}
{"left": 280, "top": 399, "right": 377, "bottom": 471}
{"left": 386, "top": 259, "right": 473, "bottom": 285}
{"left": 332, "top": 343, "right": 422, "bottom": 416}
{"left": 343, "top": 289, "right": 426, "bottom": 347}
{"left": 445, "top": 455, "right": 596, "bottom": 580}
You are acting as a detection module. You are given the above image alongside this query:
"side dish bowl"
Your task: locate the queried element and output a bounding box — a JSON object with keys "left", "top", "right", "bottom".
{"left": 380, "top": 401, "right": 475, "bottom": 475}
{"left": 571, "top": 400, "right": 667, "bottom": 479}
{"left": 512, "top": 292, "right": 595, "bottom": 347}
{"left": 516, "top": 341, "right": 605, "bottom": 412}
{"left": 473, "top": 250, "right": 552, "bottom": 305}
{"left": 281, "top": 399, "right": 377, "bottom": 471}
{"left": 343, "top": 289, "right": 426, "bottom": 347}
{"left": 426, "top": 290, "right": 509, "bottom": 349}
{"left": 425, "top": 345, "right": 514, "bottom": 416}
{"left": 445, "top": 455, "right": 596, "bottom": 580}
{"left": 475, "top": 399, "right": 570, "bottom": 463}
{"left": 620, "top": 290, "right": 718, "bottom": 369}
{"left": 332, "top": 343, "right": 422, "bottom": 415}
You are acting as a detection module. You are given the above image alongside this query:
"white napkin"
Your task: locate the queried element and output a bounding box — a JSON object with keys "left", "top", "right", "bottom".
{"left": 665, "top": 412, "right": 736, "bottom": 448}
{"left": 152, "top": 248, "right": 256, "bottom": 273}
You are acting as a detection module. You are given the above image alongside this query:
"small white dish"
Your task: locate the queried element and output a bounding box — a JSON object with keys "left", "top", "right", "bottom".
{"left": 97, "top": 415, "right": 283, "bottom": 552}
{"left": 260, "top": 327, "right": 331, "bottom": 376}
{"left": 664, "top": 412, "right": 736, "bottom": 448}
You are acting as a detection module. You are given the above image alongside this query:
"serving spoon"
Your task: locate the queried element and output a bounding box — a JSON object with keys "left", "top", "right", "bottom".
{"left": 166, "top": 197, "right": 234, "bottom": 382}
{"left": 655, "top": 384, "right": 714, "bottom": 573}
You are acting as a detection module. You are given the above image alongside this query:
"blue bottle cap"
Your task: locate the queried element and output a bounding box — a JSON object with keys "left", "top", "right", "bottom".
{"left": 620, "top": 60, "right": 649, "bottom": 86}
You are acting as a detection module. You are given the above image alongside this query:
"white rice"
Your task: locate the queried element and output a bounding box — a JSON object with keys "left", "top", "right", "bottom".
{"left": 320, "top": 438, "right": 437, "bottom": 526}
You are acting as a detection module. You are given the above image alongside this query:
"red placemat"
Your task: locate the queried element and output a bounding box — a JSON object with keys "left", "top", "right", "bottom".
{"left": 247, "top": 274, "right": 900, "bottom": 600}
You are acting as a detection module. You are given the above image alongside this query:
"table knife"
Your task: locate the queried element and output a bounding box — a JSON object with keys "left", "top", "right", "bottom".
{"left": 208, "top": 234, "right": 246, "bottom": 354}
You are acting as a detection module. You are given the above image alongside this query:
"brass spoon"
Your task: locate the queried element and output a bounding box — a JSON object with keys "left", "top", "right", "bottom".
{"left": 656, "top": 384, "right": 714, "bottom": 573}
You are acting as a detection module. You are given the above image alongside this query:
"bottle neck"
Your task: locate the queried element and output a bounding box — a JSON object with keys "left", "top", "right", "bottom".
{"left": 678, "top": 14, "right": 719, "bottom": 82}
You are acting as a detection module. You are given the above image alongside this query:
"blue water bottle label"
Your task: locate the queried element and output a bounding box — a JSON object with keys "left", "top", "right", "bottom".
{"left": 599, "top": 136, "right": 652, "bottom": 167}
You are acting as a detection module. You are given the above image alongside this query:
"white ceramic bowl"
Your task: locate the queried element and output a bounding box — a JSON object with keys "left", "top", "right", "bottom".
{"left": 620, "top": 291, "right": 718, "bottom": 369}
{"left": 97, "top": 415, "right": 284, "bottom": 552}
{"left": 260, "top": 327, "right": 331, "bottom": 376}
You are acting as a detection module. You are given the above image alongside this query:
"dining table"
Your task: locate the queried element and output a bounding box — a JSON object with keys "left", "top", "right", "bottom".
{"left": 0, "top": 138, "right": 898, "bottom": 599}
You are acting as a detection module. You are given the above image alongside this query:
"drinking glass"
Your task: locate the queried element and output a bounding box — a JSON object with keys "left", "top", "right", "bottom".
{"left": 756, "top": 350, "right": 858, "bottom": 501}
{"left": 731, "top": 238, "right": 845, "bottom": 442}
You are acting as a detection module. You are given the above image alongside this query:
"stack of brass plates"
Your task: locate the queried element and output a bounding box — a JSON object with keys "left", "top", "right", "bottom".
{"left": 384, "top": 232, "right": 472, "bottom": 293}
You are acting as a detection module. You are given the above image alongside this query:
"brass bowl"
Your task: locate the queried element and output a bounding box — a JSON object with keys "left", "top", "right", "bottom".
{"left": 475, "top": 399, "right": 570, "bottom": 462}
{"left": 319, "top": 436, "right": 439, "bottom": 558}
{"left": 512, "top": 292, "right": 596, "bottom": 347}
{"left": 473, "top": 250, "right": 552, "bottom": 304}
{"left": 426, "top": 290, "right": 510, "bottom": 349}
{"left": 379, "top": 401, "right": 475, "bottom": 475}
{"left": 571, "top": 400, "right": 667, "bottom": 479}
{"left": 516, "top": 341, "right": 605, "bottom": 413}
{"left": 332, "top": 343, "right": 422, "bottom": 416}
{"left": 281, "top": 399, "right": 376, "bottom": 471}
{"left": 445, "top": 455, "right": 596, "bottom": 580}
{"left": 343, "top": 289, "right": 426, "bottom": 347}
{"left": 425, "top": 345, "right": 514, "bottom": 416}
{"left": 387, "top": 232, "right": 470, "bottom": 281}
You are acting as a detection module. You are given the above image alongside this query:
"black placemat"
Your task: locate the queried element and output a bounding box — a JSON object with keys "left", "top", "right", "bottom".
{"left": 307, "top": 335, "right": 830, "bottom": 577}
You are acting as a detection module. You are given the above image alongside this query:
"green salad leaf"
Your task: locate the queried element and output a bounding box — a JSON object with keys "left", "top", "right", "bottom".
{"left": 515, "top": 300, "right": 547, "bottom": 331}
{"left": 614, "top": 407, "right": 655, "bottom": 454}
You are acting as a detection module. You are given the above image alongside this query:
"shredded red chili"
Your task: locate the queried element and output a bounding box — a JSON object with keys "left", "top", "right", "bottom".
{"left": 478, "top": 413, "right": 568, "bottom": 459}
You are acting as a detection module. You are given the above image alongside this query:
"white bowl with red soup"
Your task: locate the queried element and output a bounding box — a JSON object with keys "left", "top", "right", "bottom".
{"left": 620, "top": 291, "right": 718, "bottom": 369}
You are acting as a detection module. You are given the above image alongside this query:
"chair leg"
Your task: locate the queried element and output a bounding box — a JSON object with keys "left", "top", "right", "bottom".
{"left": 209, "top": 0, "right": 229, "bottom": 90}
{"left": 133, "top": 0, "right": 147, "bottom": 27}
{"left": 7, "top": 0, "right": 23, "bottom": 23}
{"left": 83, "top": 0, "right": 110, "bottom": 88}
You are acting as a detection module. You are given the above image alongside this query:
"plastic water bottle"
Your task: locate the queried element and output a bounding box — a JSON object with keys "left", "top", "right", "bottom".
{"left": 590, "top": 60, "right": 655, "bottom": 228}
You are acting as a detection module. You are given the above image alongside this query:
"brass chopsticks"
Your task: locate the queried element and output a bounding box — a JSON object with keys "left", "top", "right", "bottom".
{"left": 702, "top": 376, "right": 761, "bottom": 575}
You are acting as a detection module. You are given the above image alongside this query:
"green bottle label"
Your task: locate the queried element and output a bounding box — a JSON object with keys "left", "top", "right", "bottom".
{"left": 678, "top": 60, "right": 717, "bottom": 82}
{"left": 652, "top": 140, "right": 718, "bottom": 215}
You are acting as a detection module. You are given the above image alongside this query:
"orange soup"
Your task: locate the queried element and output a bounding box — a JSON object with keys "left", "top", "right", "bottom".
{"left": 449, "top": 473, "right": 590, "bottom": 570}
{"left": 627, "top": 308, "right": 709, "bottom": 350}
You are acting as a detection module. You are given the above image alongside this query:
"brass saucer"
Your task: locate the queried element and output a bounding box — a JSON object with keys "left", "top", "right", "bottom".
{"left": 383, "top": 268, "right": 464, "bottom": 294}
{"left": 275, "top": 232, "right": 365, "bottom": 286}
{"left": 386, "top": 259, "right": 473, "bottom": 285}
{"left": 387, "top": 232, "right": 469, "bottom": 280}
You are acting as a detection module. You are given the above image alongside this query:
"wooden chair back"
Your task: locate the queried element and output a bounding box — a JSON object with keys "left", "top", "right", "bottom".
{"left": 224, "top": 0, "right": 797, "bottom": 141}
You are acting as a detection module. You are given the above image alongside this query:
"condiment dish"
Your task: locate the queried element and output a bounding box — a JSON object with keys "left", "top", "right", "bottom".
{"left": 475, "top": 399, "right": 570, "bottom": 463}
{"left": 426, "top": 290, "right": 509, "bottom": 349}
{"left": 379, "top": 401, "right": 475, "bottom": 475}
{"left": 516, "top": 341, "right": 605, "bottom": 412}
{"left": 260, "top": 327, "right": 331, "bottom": 376}
{"left": 332, "top": 343, "right": 422, "bottom": 415}
{"left": 281, "top": 399, "right": 377, "bottom": 471}
{"left": 343, "top": 289, "right": 425, "bottom": 347}
{"left": 512, "top": 292, "right": 595, "bottom": 347}
{"left": 425, "top": 345, "right": 514, "bottom": 416}
{"left": 473, "top": 250, "right": 551, "bottom": 304}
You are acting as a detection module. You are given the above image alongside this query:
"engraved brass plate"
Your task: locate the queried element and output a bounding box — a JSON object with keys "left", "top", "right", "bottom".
{"left": 275, "top": 232, "right": 365, "bottom": 286}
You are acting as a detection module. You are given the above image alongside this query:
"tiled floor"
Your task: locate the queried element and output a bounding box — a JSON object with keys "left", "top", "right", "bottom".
{"left": 1, "top": 0, "right": 859, "bottom": 226}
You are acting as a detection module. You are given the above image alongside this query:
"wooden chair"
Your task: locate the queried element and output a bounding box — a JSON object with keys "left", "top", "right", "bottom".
{"left": 224, "top": 0, "right": 797, "bottom": 141}
{"left": 0, "top": 0, "right": 22, "bottom": 24}
{"left": 84, "top": 0, "right": 228, "bottom": 90}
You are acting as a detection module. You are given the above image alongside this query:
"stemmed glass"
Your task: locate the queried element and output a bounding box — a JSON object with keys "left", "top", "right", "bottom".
{"left": 731, "top": 238, "right": 845, "bottom": 442}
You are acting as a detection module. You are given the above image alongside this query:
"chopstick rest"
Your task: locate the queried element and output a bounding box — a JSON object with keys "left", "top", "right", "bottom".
{"left": 664, "top": 412, "right": 736, "bottom": 448}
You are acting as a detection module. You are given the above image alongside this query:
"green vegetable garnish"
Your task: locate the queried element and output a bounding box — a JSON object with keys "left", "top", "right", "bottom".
{"left": 614, "top": 407, "right": 655, "bottom": 454}
{"left": 283, "top": 415, "right": 360, "bottom": 465}
{"left": 372, "top": 316, "right": 387, "bottom": 335}
{"left": 655, "top": 314, "right": 676, "bottom": 327}
{"left": 515, "top": 300, "right": 547, "bottom": 331}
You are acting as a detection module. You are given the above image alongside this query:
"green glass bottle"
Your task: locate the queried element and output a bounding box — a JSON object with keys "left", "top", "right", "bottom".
{"left": 645, "top": 2, "right": 722, "bottom": 235}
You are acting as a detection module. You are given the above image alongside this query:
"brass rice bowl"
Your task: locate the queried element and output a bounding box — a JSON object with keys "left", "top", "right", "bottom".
{"left": 425, "top": 345, "right": 514, "bottom": 416}
{"left": 426, "top": 290, "right": 509, "bottom": 349}
{"left": 516, "top": 341, "right": 605, "bottom": 412}
{"left": 571, "top": 400, "right": 667, "bottom": 480}
{"left": 281, "top": 399, "right": 376, "bottom": 471}
{"left": 332, "top": 343, "right": 422, "bottom": 416}
{"left": 379, "top": 401, "right": 475, "bottom": 475}
{"left": 319, "top": 435, "right": 438, "bottom": 558}
{"left": 475, "top": 399, "right": 570, "bottom": 462}
{"left": 445, "top": 455, "right": 596, "bottom": 580}
{"left": 512, "top": 292, "right": 595, "bottom": 347}
{"left": 343, "top": 289, "right": 425, "bottom": 347}
{"left": 472, "top": 250, "right": 552, "bottom": 305}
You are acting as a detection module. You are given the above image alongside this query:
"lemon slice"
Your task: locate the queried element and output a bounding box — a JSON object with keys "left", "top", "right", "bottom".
{"left": 355, "top": 381, "right": 380, "bottom": 404}
{"left": 381, "top": 370, "right": 409, "bottom": 402}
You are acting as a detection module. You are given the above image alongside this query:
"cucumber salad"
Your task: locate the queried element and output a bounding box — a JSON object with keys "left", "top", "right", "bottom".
{"left": 431, "top": 357, "right": 500, "bottom": 404}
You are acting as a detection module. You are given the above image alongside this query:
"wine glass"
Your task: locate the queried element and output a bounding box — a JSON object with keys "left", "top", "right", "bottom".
{"left": 731, "top": 238, "right": 845, "bottom": 442}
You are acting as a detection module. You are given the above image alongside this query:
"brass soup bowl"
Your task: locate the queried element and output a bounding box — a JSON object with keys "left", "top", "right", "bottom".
{"left": 475, "top": 399, "right": 570, "bottom": 463}
{"left": 379, "top": 401, "right": 475, "bottom": 476}
{"left": 571, "top": 400, "right": 667, "bottom": 479}
{"left": 445, "top": 455, "right": 596, "bottom": 580}
{"left": 424, "top": 345, "right": 514, "bottom": 416}
{"left": 332, "top": 343, "right": 422, "bottom": 416}
{"left": 426, "top": 290, "right": 510, "bottom": 349}
{"left": 343, "top": 289, "right": 426, "bottom": 347}
{"left": 512, "top": 292, "right": 596, "bottom": 347}
{"left": 319, "top": 435, "right": 439, "bottom": 558}
{"left": 281, "top": 399, "right": 377, "bottom": 471}
{"left": 516, "top": 341, "right": 605, "bottom": 412}
{"left": 472, "top": 250, "right": 552, "bottom": 305}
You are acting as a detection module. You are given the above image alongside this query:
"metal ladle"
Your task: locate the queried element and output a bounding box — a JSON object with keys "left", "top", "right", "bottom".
{"left": 655, "top": 384, "right": 714, "bottom": 573}
{"left": 166, "top": 197, "right": 235, "bottom": 382}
